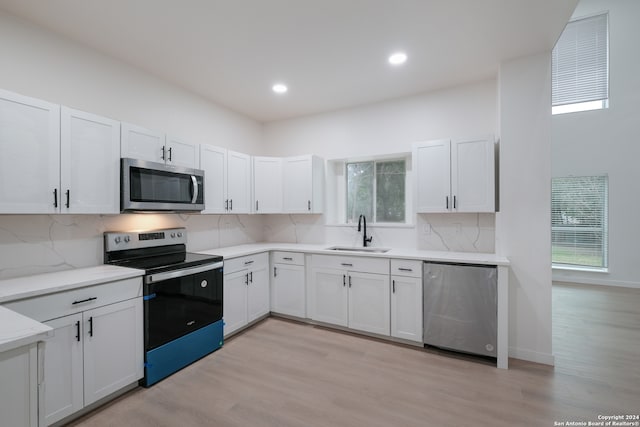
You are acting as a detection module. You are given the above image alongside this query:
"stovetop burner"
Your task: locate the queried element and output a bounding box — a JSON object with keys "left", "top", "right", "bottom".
{"left": 104, "top": 228, "right": 222, "bottom": 273}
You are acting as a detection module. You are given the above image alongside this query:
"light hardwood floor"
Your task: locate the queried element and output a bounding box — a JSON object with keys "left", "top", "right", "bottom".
{"left": 69, "top": 283, "right": 640, "bottom": 427}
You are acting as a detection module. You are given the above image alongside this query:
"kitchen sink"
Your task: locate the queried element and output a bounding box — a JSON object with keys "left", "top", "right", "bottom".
{"left": 325, "top": 246, "right": 391, "bottom": 254}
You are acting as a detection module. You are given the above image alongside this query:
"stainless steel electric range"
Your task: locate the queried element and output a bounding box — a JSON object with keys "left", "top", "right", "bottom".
{"left": 104, "top": 227, "right": 223, "bottom": 386}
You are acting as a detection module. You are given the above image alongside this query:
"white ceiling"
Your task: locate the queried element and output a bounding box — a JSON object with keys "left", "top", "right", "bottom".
{"left": 0, "top": 0, "right": 578, "bottom": 123}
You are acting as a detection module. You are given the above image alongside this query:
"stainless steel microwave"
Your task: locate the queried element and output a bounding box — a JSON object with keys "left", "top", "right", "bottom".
{"left": 121, "top": 158, "right": 205, "bottom": 212}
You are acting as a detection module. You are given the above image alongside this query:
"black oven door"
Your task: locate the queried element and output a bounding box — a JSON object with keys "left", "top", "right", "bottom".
{"left": 144, "top": 262, "right": 223, "bottom": 351}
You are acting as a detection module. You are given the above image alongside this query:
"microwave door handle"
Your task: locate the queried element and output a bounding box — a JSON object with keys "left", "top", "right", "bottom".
{"left": 191, "top": 175, "right": 198, "bottom": 203}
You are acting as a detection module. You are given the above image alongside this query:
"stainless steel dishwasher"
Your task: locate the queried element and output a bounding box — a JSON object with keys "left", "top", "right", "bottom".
{"left": 423, "top": 262, "right": 497, "bottom": 357}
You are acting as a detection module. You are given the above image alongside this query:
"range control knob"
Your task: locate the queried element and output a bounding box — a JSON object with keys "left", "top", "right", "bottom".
{"left": 171, "top": 232, "right": 176, "bottom": 238}
{"left": 114, "top": 236, "right": 122, "bottom": 244}
{"left": 177, "top": 232, "right": 183, "bottom": 238}
{"left": 123, "top": 235, "right": 131, "bottom": 243}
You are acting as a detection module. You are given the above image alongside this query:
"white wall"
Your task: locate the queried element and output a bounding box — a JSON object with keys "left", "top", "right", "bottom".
{"left": 0, "top": 11, "right": 265, "bottom": 279}
{"left": 552, "top": 0, "right": 640, "bottom": 289}
{"left": 497, "top": 53, "right": 554, "bottom": 365}
{"left": 263, "top": 80, "right": 498, "bottom": 252}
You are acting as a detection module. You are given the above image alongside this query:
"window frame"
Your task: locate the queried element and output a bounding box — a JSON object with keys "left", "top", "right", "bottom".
{"left": 551, "top": 12, "right": 609, "bottom": 115}
{"left": 551, "top": 175, "right": 609, "bottom": 270}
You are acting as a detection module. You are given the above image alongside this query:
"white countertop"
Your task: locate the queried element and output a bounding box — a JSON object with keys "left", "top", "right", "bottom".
{"left": 0, "top": 265, "right": 144, "bottom": 304}
{"left": 0, "top": 305, "right": 53, "bottom": 353}
{"left": 198, "top": 243, "right": 510, "bottom": 266}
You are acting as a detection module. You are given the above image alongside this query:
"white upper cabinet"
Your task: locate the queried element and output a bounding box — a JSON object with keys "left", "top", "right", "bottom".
{"left": 413, "top": 137, "right": 495, "bottom": 213}
{"left": 200, "top": 146, "right": 251, "bottom": 214}
{"left": 200, "top": 145, "right": 228, "bottom": 214}
{"left": 60, "top": 107, "right": 120, "bottom": 214}
{"left": 253, "top": 156, "right": 283, "bottom": 213}
{"left": 227, "top": 150, "right": 251, "bottom": 214}
{"left": 283, "top": 155, "right": 324, "bottom": 214}
{"left": 121, "top": 122, "right": 199, "bottom": 168}
{"left": 0, "top": 89, "right": 60, "bottom": 213}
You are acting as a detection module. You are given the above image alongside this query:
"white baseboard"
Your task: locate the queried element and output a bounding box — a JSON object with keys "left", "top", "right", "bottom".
{"left": 509, "top": 346, "right": 555, "bottom": 366}
{"left": 552, "top": 274, "right": 640, "bottom": 289}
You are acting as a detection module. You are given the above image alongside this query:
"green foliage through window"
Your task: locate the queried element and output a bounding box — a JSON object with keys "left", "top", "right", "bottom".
{"left": 347, "top": 160, "right": 405, "bottom": 223}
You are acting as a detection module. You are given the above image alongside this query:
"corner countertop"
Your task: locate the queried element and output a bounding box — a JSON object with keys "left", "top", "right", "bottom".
{"left": 0, "top": 305, "right": 53, "bottom": 353}
{"left": 197, "top": 243, "right": 509, "bottom": 266}
{"left": 0, "top": 265, "right": 144, "bottom": 304}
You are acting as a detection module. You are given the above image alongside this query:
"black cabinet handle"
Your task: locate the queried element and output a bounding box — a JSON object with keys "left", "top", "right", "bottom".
{"left": 225, "top": 199, "right": 229, "bottom": 211}
{"left": 446, "top": 196, "right": 449, "bottom": 210}
{"left": 398, "top": 268, "right": 413, "bottom": 272}
{"left": 244, "top": 260, "right": 254, "bottom": 265}
{"left": 65, "top": 189, "right": 70, "bottom": 208}
{"left": 283, "top": 257, "right": 293, "bottom": 261}
{"left": 343, "top": 275, "right": 346, "bottom": 287}
{"left": 161, "top": 146, "right": 166, "bottom": 160}
{"left": 53, "top": 189, "right": 58, "bottom": 208}
{"left": 245, "top": 273, "right": 249, "bottom": 285}
{"left": 88, "top": 317, "right": 93, "bottom": 337}
{"left": 256, "top": 200, "right": 259, "bottom": 211}
{"left": 72, "top": 297, "right": 97, "bottom": 305}
{"left": 308, "top": 200, "right": 311, "bottom": 211}
{"left": 230, "top": 199, "right": 233, "bottom": 211}
{"left": 274, "top": 266, "right": 277, "bottom": 277}
{"left": 453, "top": 195, "right": 457, "bottom": 209}
{"left": 75, "top": 320, "right": 80, "bottom": 342}
{"left": 168, "top": 147, "right": 172, "bottom": 162}
{"left": 249, "top": 271, "right": 253, "bottom": 283}
{"left": 341, "top": 263, "right": 353, "bottom": 267}
{"left": 392, "top": 280, "right": 396, "bottom": 293}
{"left": 348, "top": 276, "right": 352, "bottom": 288}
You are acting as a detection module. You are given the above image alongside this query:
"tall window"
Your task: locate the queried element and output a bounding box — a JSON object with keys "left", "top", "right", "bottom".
{"left": 346, "top": 159, "right": 405, "bottom": 223}
{"left": 552, "top": 13, "right": 609, "bottom": 115}
{"left": 551, "top": 175, "right": 608, "bottom": 268}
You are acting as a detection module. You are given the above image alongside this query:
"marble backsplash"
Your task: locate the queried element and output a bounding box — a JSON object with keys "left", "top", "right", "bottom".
{"left": 263, "top": 213, "right": 495, "bottom": 253}
{"left": 0, "top": 212, "right": 494, "bottom": 280}
{"left": 0, "top": 214, "right": 264, "bottom": 280}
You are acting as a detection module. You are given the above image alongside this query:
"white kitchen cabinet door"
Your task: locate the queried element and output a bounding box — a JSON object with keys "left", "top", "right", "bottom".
{"left": 310, "top": 268, "right": 348, "bottom": 327}
{"left": 271, "top": 263, "right": 306, "bottom": 318}
{"left": 247, "top": 264, "right": 270, "bottom": 322}
{"left": 166, "top": 135, "right": 199, "bottom": 168}
{"left": 0, "top": 89, "right": 60, "bottom": 213}
{"left": 121, "top": 122, "right": 165, "bottom": 164}
{"left": 348, "top": 272, "right": 390, "bottom": 336}
{"left": 223, "top": 270, "right": 249, "bottom": 336}
{"left": 60, "top": 107, "right": 120, "bottom": 214}
{"left": 0, "top": 343, "right": 39, "bottom": 427}
{"left": 83, "top": 298, "right": 143, "bottom": 406}
{"left": 253, "top": 156, "right": 283, "bottom": 213}
{"left": 42, "top": 314, "right": 84, "bottom": 426}
{"left": 282, "top": 155, "right": 324, "bottom": 213}
{"left": 200, "top": 145, "right": 228, "bottom": 214}
{"left": 414, "top": 139, "right": 451, "bottom": 213}
{"left": 451, "top": 137, "right": 495, "bottom": 213}
{"left": 226, "top": 150, "right": 251, "bottom": 214}
{"left": 391, "top": 275, "right": 423, "bottom": 342}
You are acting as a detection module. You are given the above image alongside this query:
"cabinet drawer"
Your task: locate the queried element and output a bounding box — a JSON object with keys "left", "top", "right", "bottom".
{"left": 3, "top": 277, "right": 142, "bottom": 322}
{"left": 390, "top": 260, "right": 423, "bottom": 278}
{"left": 271, "top": 251, "right": 304, "bottom": 266}
{"left": 224, "top": 252, "right": 269, "bottom": 274}
{"left": 311, "top": 255, "right": 389, "bottom": 275}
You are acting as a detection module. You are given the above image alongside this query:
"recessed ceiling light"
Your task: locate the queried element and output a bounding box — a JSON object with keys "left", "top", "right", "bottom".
{"left": 272, "top": 83, "right": 288, "bottom": 94}
{"left": 388, "top": 52, "right": 407, "bottom": 65}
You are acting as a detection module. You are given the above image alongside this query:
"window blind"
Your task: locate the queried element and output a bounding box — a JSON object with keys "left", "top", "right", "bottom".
{"left": 552, "top": 13, "right": 609, "bottom": 107}
{"left": 551, "top": 176, "right": 608, "bottom": 268}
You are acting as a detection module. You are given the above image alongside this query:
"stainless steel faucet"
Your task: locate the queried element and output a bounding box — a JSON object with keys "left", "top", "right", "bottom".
{"left": 357, "top": 214, "right": 373, "bottom": 247}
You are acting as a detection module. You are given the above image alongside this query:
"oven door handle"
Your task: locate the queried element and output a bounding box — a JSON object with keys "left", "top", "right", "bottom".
{"left": 145, "top": 261, "right": 223, "bottom": 284}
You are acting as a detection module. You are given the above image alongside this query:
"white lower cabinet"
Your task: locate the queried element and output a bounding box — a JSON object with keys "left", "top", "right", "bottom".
{"left": 391, "top": 260, "right": 423, "bottom": 343}
{"left": 310, "top": 255, "right": 390, "bottom": 336}
{"left": 3, "top": 278, "right": 143, "bottom": 426}
{"left": 223, "top": 253, "right": 269, "bottom": 337}
{"left": 271, "top": 252, "right": 306, "bottom": 318}
{"left": 0, "top": 343, "right": 39, "bottom": 427}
